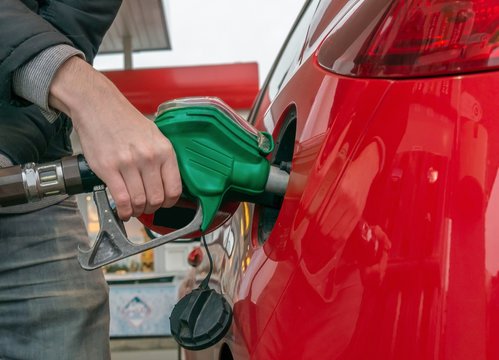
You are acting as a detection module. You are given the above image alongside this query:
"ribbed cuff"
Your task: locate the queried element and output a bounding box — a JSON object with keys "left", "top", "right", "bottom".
{"left": 0, "top": 153, "right": 13, "bottom": 167}
{"left": 12, "top": 44, "right": 85, "bottom": 123}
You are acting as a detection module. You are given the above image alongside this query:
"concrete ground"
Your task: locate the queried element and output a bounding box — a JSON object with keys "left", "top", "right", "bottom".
{"left": 111, "top": 337, "right": 182, "bottom": 360}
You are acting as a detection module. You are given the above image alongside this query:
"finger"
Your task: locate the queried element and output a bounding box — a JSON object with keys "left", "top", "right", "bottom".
{"left": 120, "top": 166, "right": 147, "bottom": 217}
{"left": 160, "top": 155, "right": 182, "bottom": 208}
{"left": 140, "top": 165, "right": 165, "bottom": 214}
{"left": 104, "top": 174, "right": 133, "bottom": 221}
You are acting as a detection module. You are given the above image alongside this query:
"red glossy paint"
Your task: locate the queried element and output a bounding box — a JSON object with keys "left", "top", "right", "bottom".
{"left": 182, "top": 0, "right": 499, "bottom": 359}
{"left": 102, "top": 63, "right": 259, "bottom": 114}
{"left": 244, "top": 70, "right": 499, "bottom": 360}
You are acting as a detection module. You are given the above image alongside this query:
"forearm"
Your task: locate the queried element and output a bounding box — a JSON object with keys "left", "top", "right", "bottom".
{"left": 47, "top": 56, "right": 126, "bottom": 127}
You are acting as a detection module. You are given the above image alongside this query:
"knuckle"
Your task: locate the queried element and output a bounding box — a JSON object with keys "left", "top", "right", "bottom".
{"left": 172, "top": 184, "right": 182, "bottom": 198}
{"left": 164, "top": 143, "right": 176, "bottom": 158}
{"left": 148, "top": 193, "right": 164, "bottom": 208}
{"left": 114, "top": 196, "right": 132, "bottom": 220}
{"left": 166, "top": 181, "right": 181, "bottom": 196}
{"left": 114, "top": 193, "right": 130, "bottom": 208}
{"left": 95, "top": 158, "right": 115, "bottom": 173}
{"left": 157, "top": 140, "right": 174, "bottom": 157}
{"left": 117, "top": 152, "right": 134, "bottom": 168}
{"left": 163, "top": 187, "right": 181, "bottom": 207}
{"left": 140, "top": 148, "right": 156, "bottom": 164}
{"left": 131, "top": 194, "right": 146, "bottom": 208}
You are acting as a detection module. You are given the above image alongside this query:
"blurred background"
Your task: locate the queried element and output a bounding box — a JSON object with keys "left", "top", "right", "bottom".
{"left": 95, "top": 0, "right": 305, "bottom": 84}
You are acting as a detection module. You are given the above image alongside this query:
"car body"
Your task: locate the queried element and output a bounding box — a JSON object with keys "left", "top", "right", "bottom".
{"left": 181, "top": 0, "right": 499, "bottom": 359}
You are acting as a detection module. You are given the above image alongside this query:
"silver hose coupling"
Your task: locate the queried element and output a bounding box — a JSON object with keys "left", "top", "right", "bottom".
{"left": 22, "top": 161, "right": 66, "bottom": 202}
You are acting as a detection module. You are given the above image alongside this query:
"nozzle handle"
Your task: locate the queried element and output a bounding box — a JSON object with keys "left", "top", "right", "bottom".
{"left": 69, "top": 155, "right": 103, "bottom": 194}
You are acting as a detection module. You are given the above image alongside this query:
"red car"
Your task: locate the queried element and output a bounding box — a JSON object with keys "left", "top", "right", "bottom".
{"left": 182, "top": 0, "right": 499, "bottom": 358}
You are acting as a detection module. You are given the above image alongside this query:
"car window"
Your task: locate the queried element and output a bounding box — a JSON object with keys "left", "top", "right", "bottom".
{"left": 267, "top": 0, "right": 321, "bottom": 100}
{"left": 305, "top": 0, "right": 354, "bottom": 52}
{"left": 248, "top": 0, "right": 356, "bottom": 125}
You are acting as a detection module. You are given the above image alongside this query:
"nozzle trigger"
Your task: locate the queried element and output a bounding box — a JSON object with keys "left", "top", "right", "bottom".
{"left": 77, "top": 187, "right": 204, "bottom": 270}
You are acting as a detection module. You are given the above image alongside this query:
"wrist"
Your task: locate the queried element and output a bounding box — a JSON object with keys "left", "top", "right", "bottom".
{"left": 48, "top": 56, "right": 117, "bottom": 126}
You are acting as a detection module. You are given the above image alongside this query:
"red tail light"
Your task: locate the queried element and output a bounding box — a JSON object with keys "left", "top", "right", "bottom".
{"left": 317, "top": 0, "right": 499, "bottom": 78}
{"left": 187, "top": 247, "right": 204, "bottom": 267}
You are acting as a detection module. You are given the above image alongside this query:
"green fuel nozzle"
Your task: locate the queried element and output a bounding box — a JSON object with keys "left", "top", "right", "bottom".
{"left": 154, "top": 97, "right": 277, "bottom": 231}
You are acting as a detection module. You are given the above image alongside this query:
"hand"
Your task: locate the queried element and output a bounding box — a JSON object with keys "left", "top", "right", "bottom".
{"left": 48, "top": 57, "right": 182, "bottom": 220}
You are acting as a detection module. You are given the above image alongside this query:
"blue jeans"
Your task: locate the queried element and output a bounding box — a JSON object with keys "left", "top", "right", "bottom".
{"left": 0, "top": 197, "right": 110, "bottom": 359}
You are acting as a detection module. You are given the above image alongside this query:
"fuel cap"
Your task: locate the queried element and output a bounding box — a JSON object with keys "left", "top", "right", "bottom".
{"left": 170, "top": 287, "right": 232, "bottom": 350}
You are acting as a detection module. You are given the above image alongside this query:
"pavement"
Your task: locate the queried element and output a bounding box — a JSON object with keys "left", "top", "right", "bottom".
{"left": 110, "top": 337, "right": 182, "bottom": 360}
{"left": 112, "top": 349, "right": 179, "bottom": 360}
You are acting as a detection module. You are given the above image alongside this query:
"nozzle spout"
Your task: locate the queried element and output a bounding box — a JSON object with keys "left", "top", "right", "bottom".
{"left": 265, "top": 165, "right": 289, "bottom": 196}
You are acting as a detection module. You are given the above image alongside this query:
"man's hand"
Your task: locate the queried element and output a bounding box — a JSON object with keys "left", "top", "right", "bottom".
{"left": 48, "top": 56, "right": 182, "bottom": 220}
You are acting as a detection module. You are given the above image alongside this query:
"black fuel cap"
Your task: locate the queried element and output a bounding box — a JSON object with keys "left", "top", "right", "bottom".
{"left": 170, "top": 287, "right": 232, "bottom": 350}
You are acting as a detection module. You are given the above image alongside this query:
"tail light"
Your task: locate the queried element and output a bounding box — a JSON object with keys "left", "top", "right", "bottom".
{"left": 187, "top": 247, "right": 204, "bottom": 267}
{"left": 317, "top": 0, "right": 499, "bottom": 78}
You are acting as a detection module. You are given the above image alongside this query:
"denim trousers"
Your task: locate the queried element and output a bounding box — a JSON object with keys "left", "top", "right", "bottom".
{"left": 0, "top": 197, "right": 110, "bottom": 359}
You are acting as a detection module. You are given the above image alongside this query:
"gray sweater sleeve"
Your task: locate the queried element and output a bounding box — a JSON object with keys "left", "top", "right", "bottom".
{"left": 0, "top": 153, "right": 13, "bottom": 167}
{"left": 12, "top": 44, "right": 85, "bottom": 123}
